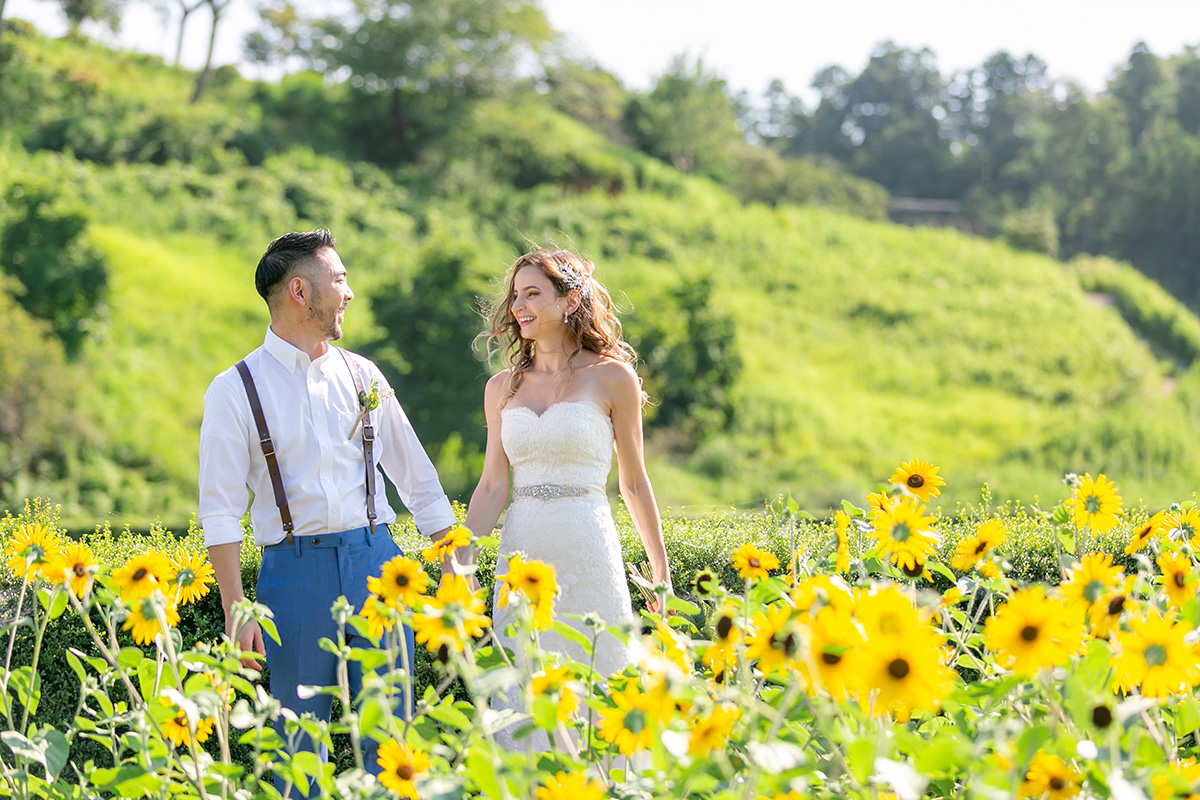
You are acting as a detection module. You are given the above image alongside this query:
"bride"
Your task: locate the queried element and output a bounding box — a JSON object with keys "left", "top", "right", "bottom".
{"left": 455, "top": 248, "right": 673, "bottom": 740}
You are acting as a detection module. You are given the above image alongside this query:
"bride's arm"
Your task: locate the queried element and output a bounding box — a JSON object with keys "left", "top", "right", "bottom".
{"left": 454, "top": 372, "right": 511, "bottom": 578}
{"left": 606, "top": 362, "right": 674, "bottom": 611}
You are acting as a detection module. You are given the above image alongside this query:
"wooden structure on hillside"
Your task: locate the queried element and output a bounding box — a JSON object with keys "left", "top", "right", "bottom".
{"left": 888, "top": 198, "right": 972, "bottom": 232}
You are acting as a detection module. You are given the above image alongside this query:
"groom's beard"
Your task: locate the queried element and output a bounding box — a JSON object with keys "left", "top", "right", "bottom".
{"left": 308, "top": 285, "right": 344, "bottom": 341}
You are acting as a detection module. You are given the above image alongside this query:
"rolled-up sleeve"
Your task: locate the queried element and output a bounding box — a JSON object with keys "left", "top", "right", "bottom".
{"left": 198, "top": 375, "right": 252, "bottom": 547}
{"left": 372, "top": 367, "right": 456, "bottom": 536}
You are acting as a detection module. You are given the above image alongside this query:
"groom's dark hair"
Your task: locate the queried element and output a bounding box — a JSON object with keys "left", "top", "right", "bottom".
{"left": 255, "top": 229, "right": 336, "bottom": 306}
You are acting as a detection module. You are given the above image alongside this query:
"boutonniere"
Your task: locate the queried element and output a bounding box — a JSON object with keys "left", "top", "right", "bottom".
{"left": 349, "top": 378, "right": 395, "bottom": 439}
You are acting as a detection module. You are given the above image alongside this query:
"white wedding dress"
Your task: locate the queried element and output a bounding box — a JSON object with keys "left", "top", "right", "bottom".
{"left": 490, "top": 401, "right": 634, "bottom": 748}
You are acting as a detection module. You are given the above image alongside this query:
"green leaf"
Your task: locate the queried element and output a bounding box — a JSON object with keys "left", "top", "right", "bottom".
{"left": 358, "top": 698, "right": 385, "bottom": 738}
{"left": 427, "top": 700, "right": 472, "bottom": 731}
{"left": 466, "top": 744, "right": 503, "bottom": 798}
{"left": 64, "top": 649, "right": 86, "bottom": 684}
{"left": 550, "top": 621, "right": 593, "bottom": 654}
{"left": 36, "top": 587, "right": 69, "bottom": 620}
{"left": 350, "top": 647, "right": 390, "bottom": 672}
{"left": 33, "top": 727, "right": 68, "bottom": 780}
{"left": 846, "top": 737, "right": 876, "bottom": 786}
{"left": 1, "top": 730, "right": 45, "bottom": 769}
{"left": 7, "top": 666, "right": 40, "bottom": 717}
{"left": 116, "top": 647, "right": 144, "bottom": 670}
{"left": 664, "top": 594, "right": 700, "bottom": 616}
{"left": 926, "top": 560, "right": 957, "bottom": 584}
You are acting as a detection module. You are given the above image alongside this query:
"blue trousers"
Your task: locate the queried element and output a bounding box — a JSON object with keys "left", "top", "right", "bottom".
{"left": 257, "top": 526, "right": 415, "bottom": 796}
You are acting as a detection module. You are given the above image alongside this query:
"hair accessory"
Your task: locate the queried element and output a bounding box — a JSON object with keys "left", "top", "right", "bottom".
{"left": 557, "top": 260, "right": 592, "bottom": 300}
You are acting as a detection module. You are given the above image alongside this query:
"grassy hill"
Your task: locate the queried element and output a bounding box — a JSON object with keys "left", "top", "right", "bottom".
{"left": 3, "top": 24, "right": 1200, "bottom": 528}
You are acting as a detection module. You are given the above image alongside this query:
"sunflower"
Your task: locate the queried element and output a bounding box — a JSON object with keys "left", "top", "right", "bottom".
{"left": 941, "top": 586, "right": 964, "bottom": 606}
{"left": 979, "top": 560, "right": 1002, "bottom": 580}
{"left": 853, "top": 585, "right": 930, "bottom": 642}
{"left": 1126, "top": 511, "right": 1168, "bottom": 555}
{"left": 412, "top": 575, "right": 489, "bottom": 653}
{"left": 159, "top": 697, "right": 215, "bottom": 748}
{"left": 807, "top": 605, "right": 865, "bottom": 700}
{"left": 889, "top": 459, "right": 946, "bottom": 503}
{"left": 420, "top": 524, "right": 472, "bottom": 564}
{"left": 112, "top": 550, "right": 174, "bottom": 602}
{"left": 692, "top": 568, "right": 721, "bottom": 597}
{"left": 496, "top": 553, "right": 557, "bottom": 630}
{"left": 652, "top": 620, "right": 691, "bottom": 673}
{"left": 531, "top": 666, "right": 579, "bottom": 722}
{"left": 866, "top": 490, "right": 897, "bottom": 519}
{"left": 376, "top": 738, "right": 429, "bottom": 800}
{"left": 359, "top": 588, "right": 397, "bottom": 639}
{"left": 596, "top": 680, "right": 659, "bottom": 756}
{"left": 1111, "top": 610, "right": 1199, "bottom": 697}
{"left": 732, "top": 543, "right": 779, "bottom": 580}
{"left": 871, "top": 497, "right": 939, "bottom": 573}
{"left": 375, "top": 556, "right": 430, "bottom": 609}
{"left": 834, "top": 510, "right": 851, "bottom": 574}
{"left": 1020, "top": 752, "right": 1083, "bottom": 800}
{"left": 123, "top": 596, "right": 181, "bottom": 646}
{"left": 47, "top": 541, "right": 99, "bottom": 598}
{"left": 1060, "top": 553, "right": 1124, "bottom": 612}
{"left": 688, "top": 704, "right": 741, "bottom": 755}
{"left": 536, "top": 771, "right": 606, "bottom": 800}
{"left": 1164, "top": 506, "right": 1200, "bottom": 546}
{"left": 951, "top": 519, "right": 1008, "bottom": 571}
{"left": 1069, "top": 473, "right": 1123, "bottom": 534}
{"left": 1087, "top": 577, "right": 1138, "bottom": 640}
{"left": 844, "top": 627, "right": 953, "bottom": 716}
{"left": 702, "top": 602, "right": 741, "bottom": 682}
{"left": 984, "top": 587, "right": 1085, "bottom": 676}
{"left": 1158, "top": 551, "right": 1195, "bottom": 608}
{"left": 5, "top": 522, "right": 64, "bottom": 582}
{"left": 169, "top": 550, "right": 214, "bottom": 606}
{"left": 744, "top": 604, "right": 804, "bottom": 677}
{"left": 790, "top": 574, "right": 855, "bottom": 617}
{"left": 1153, "top": 758, "right": 1200, "bottom": 800}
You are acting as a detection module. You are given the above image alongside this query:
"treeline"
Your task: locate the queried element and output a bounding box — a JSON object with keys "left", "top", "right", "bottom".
{"left": 738, "top": 41, "right": 1200, "bottom": 307}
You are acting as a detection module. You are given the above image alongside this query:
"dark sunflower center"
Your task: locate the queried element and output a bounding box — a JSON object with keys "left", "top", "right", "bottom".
{"left": 774, "top": 631, "right": 798, "bottom": 656}
{"left": 132, "top": 568, "right": 148, "bottom": 581}
{"left": 396, "top": 765, "right": 415, "bottom": 781}
{"left": 73, "top": 563, "right": 87, "bottom": 577}
{"left": 888, "top": 658, "right": 910, "bottom": 679}
{"left": 527, "top": 575, "right": 540, "bottom": 585}
{"left": 907, "top": 475, "right": 924, "bottom": 489}
{"left": 1107, "top": 595, "right": 1126, "bottom": 615}
{"left": 892, "top": 522, "right": 912, "bottom": 543}
{"left": 716, "top": 615, "right": 734, "bottom": 640}
{"left": 1175, "top": 572, "right": 1187, "bottom": 588}
{"left": 1084, "top": 495, "right": 1101, "bottom": 514}
{"left": 436, "top": 643, "right": 450, "bottom": 664}
{"left": 1020, "top": 625, "right": 1039, "bottom": 642}
{"left": 1137, "top": 524, "right": 1152, "bottom": 541}
{"left": 901, "top": 561, "right": 923, "bottom": 577}
{"left": 974, "top": 540, "right": 988, "bottom": 554}
{"left": 1092, "top": 704, "right": 1113, "bottom": 729}
{"left": 748, "top": 557, "right": 760, "bottom": 569}
{"left": 1144, "top": 643, "right": 1168, "bottom": 668}
{"left": 1050, "top": 777, "right": 1066, "bottom": 791}
{"left": 395, "top": 574, "right": 409, "bottom": 588}
{"left": 822, "top": 652, "right": 842, "bottom": 666}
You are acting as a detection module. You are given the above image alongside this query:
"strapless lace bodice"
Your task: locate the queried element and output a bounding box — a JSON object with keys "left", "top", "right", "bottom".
{"left": 501, "top": 402, "right": 613, "bottom": 493}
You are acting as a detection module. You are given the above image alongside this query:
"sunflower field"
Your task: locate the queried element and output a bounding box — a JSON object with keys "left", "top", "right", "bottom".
{"left": 2, "top": 462, "right": 1200, "bottom": 800}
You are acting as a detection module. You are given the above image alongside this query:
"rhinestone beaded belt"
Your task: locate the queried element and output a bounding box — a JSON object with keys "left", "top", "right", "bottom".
{"left": 512, "top": 483, "right": 598, "bottom": 500}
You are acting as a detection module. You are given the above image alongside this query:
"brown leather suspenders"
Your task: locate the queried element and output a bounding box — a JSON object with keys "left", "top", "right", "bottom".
{"left": 235, "top": 360, "right": 296, "bottom": 544}
{"left": 336, "top": 348, "right": 378, "bottom": 535}
{"left": 234, "top": 348, "right": 378, "bottom": 544}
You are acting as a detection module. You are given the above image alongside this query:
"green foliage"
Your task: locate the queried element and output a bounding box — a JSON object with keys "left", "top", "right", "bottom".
{"left": 0, "top": 181, "right": 109, "bottom": 356}
{"left": 1000, "top": 206, "right": 1059, "bottom": 257}
{"left": 626, "top": 55, "right": 744, "bottom": 180}
{"left": 727, "top": 144, "right": 890, "bottom": 218}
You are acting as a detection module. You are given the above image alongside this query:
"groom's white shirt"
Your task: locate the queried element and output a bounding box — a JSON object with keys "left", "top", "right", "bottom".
{"left": 198, "top": 326, "right": 455, "bottom": 547}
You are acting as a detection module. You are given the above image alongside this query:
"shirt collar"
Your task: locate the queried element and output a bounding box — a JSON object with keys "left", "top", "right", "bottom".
{"left": 264, "top": 326, "right": 313, "bottom": 373}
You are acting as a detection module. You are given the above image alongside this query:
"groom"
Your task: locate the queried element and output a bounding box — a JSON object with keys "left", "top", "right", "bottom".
{"left": 198, "top": 229, "right": 455, "bottom": 791}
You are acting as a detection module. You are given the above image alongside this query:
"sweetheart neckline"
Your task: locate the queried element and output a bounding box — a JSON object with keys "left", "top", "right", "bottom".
{"left": 501, "top": 400, "right": 609, "bottom": 420}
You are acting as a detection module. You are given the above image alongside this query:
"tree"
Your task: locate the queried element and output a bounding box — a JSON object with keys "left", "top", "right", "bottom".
{"left": 151, "top": 0, "right": 205, "bottom": 66}
{"left": 0, "top": 183, "right": 109, "bottom": 357}
{"left": 625, "top": 55, "right": 744, "bottom": 179}
{"left": 1176, "top": 50, "right": 1200, "bottom": 135}
{"left": 190, "top": 0, "right": 234, "bottom": 102}
{"left": 295, "top": 0, "right": 551, "bottom": 159}
{"left": 56, "top": 0, "right": 125, "bottom": 33}
{"left": 1111, "top": 42, "right": 1167, "bottom": 144}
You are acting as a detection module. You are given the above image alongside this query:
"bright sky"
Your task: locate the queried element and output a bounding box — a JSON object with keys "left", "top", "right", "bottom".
{"left": 7, "top": 0, "right": 1200, "bottom": 104}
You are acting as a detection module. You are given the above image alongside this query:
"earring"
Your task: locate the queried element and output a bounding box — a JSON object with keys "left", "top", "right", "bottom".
{"left": 564, "top": 311, "right": 570, "bottom": 324}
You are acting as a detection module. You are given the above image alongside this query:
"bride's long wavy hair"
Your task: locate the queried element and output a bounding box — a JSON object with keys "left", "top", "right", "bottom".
{"left": 480, "top": 249, "right": 639, "bottom": 402}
